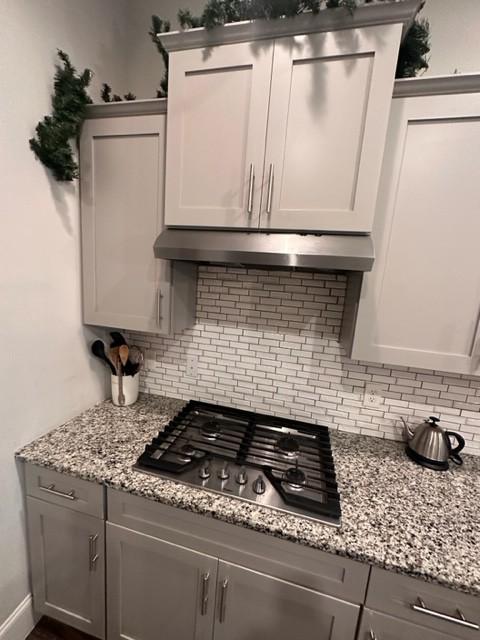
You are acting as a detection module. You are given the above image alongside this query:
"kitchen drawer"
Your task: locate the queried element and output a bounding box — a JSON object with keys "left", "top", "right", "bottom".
{"left": 366, "top": 567, "right": 479, "bottom": 639}
{"left": 358, "top": 609, "right": 462, "bottom": 640}
{"left": 25, "top": 464, "right": 104, "bottom": 518}
{"left": 107, "top": 488, "right": 369, "bottom": 603}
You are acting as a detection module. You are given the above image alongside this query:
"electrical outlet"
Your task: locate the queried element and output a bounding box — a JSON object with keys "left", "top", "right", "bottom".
{"left": 363, "top": 383, "right": 384, "bottom": 408}
{"left": 186, "top": 355, "right": 198, "bottom": 378}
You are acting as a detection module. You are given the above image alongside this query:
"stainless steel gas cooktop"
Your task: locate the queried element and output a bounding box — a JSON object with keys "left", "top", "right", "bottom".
{"left": 134, "top": 400, "right": 341, "bottom": 527}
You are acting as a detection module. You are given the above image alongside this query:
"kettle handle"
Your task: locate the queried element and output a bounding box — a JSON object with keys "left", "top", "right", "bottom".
{"left": 446, "top": 431, "right": 465, "bottom": 466}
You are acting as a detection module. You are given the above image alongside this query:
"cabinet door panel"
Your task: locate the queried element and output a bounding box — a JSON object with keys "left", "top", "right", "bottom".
{"left": 107, "top": 523, "right": 217, "bottom": 640}
{"left": 165, "top": 41, "right": 274, "bottom": 228}
{"left": 358, "top": 609, "right": 462, "bottom": 640}
{"left": 27, "top": 497, "right": 105, "bottom": 638}
{"left": 353, "top": 92, "right": 480, "bottom": 375}
{"left": 214, "top": 561, "right": 359, "bottom": 640}
{"left": 263, "top": 24, "right": 402, "bottom": 232}
{"left": 81, "top": 115, "right": 171, "bottom": 333}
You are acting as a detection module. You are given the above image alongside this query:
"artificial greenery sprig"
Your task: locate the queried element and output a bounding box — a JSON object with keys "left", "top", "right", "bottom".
{"left": 29, "top": 50, "right": 92, "bottom": 181}
{"left": 101, "top": 84, "right": 137, "bottom": 102}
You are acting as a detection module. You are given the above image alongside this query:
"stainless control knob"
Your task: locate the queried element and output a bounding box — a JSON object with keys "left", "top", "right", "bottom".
{"left": 252, "top": 475, "right": 266, "bottom": 495}
{"left": 235, "top": 467, "right": 248, "bottom": 485}
{"left": 217, "top": 462, "right": 230, "bottom": 480}
{"left": 199, "top": 461, "right": 210, "bottom": 479}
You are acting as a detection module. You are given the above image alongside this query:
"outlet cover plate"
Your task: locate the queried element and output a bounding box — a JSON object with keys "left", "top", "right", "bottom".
{"left": 364, "top": 383, "right": 384, "bottom": 408}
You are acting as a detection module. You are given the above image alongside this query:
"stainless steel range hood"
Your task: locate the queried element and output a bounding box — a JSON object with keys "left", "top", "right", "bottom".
{"left": 154, "top": 230, "right": 374, "bottom": 272}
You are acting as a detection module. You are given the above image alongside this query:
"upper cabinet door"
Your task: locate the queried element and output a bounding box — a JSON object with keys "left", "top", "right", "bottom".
{"left": 352, "top": 89, "right": 480, "bottom": 376}
{"left": 164, "top": 41, "right": 274, "bottom": 228}
{"left": 262, "top": 24, "right": 402, "bottom": 232}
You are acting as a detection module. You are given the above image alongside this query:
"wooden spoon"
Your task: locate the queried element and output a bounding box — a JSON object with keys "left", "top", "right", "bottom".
{"left": 119, "top": 344, "right": 129, "bottom": 368}
{"left": 109, "top": 347, "right": 125, "bottom": 406}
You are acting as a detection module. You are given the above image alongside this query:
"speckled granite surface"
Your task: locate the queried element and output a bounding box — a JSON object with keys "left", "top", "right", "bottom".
{"left": 17, "top": 394, "right": 480, "bottom": 597}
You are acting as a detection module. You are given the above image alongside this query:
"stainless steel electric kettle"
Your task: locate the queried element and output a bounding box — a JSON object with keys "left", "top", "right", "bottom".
{"left": 402, "top": 416, "right": 465, "bottom": 470}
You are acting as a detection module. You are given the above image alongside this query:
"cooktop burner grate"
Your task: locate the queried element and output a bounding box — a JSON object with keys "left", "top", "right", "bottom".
{"left": 134, "top": 400, "right": 341, "bottom": 526}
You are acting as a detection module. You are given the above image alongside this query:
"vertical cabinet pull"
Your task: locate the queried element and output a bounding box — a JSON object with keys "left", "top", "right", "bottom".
{"left": 157, "top": 286, "right": 163, "bottom": 325}
{"left": 200, "top": 572, "right": 210, "bottom": 615}
{"left": 369, "top": 632, "right": 377, "bottom": 640}
{"left": 266, "top": 163, "right": 274, "bottom": 214}
{"left": 89, "top": 534, "right": 99, "bottom": 571}
{"left": 247, "top": 163, "right": 255, "bottom": 214}
{"left": 219, "top": 578, "right": 228, "bottom": 623}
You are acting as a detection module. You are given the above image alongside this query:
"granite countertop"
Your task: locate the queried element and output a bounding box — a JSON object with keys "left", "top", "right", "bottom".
{"left": 17, "top": 394, "right": 480, "bottom": 597}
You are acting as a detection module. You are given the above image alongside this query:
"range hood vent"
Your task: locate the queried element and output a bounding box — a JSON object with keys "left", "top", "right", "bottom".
{"left": 154, "top": 230, "right": 374, "bottom": 272}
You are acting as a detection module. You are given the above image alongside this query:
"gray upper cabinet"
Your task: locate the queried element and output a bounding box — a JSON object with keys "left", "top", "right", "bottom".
{"left": 214, "top": 560, "right": 360, "bottom": 640}
{"left": 107, "top": 522, "right": 218, "bottom": 640}
{"left": 26, "top": 496, "right": 105, "bottom": 638}
{"left": 351, "top": 77, "right": 480, "bottom": 375}
{"left": 80, "top": 103, "right": 197, "bottom": 334}
{"left": 161, "top": 12, "right": 412, "bottom": 232}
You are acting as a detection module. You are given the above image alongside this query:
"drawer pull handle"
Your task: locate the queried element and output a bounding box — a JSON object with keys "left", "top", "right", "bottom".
{"left": 89, "top": 534, "right": 99, "bottom": 571}
{"left": 200, "top": 572, "right": 210, "bottom": 615}
{"left": 39, "top": 483, "right": 76, "bottom": 501}
{"left": 412, "top": 597, "right": 479, "bottom": 630}
{"left": 369, "top": 632, "right": 377, "bottom": 640}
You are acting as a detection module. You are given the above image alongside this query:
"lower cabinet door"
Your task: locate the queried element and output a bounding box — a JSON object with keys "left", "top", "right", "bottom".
{"left": 107, "top": 523, "right": 218, "bottom": 640}
{"left": 358, "top": 609, "right": 462, "bottom": 640}
{"left": 26, "top": 497, "right": 105, "bottom": 638}
{"left": 213, "top": 560, "right": 360, "bottom": 640}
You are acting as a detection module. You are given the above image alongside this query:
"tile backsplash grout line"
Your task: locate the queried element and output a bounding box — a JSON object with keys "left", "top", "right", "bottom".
{"left": 126, "top": 265, "right": 480, "bottom": 455}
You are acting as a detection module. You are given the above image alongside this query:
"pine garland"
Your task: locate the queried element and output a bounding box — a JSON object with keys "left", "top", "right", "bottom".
{"left": 151, "top": 0, "right": 430, "bottom": 96}
{"left": 101, "top": 84, "right": 137, "bottom": 102}
{"left": 29, "top": 50, "right": 92, "bottom": 181}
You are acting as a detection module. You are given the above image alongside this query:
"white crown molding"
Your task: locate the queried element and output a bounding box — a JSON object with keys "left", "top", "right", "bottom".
{"left": 393, "top": 73, "right": 480, "bottom": 98}
{"left": 0, "top": 595, "right": 35, "bottom": 640}
{"left": 157, "top": 0, "right": 422, "bottom": 52}
{"left": 86, "top": 98, "right": 167, "bottom": 119}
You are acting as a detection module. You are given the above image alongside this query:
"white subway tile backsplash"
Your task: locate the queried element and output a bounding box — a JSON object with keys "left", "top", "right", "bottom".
{"left": 126, "top": 266, "right": 480, "bottom": 455}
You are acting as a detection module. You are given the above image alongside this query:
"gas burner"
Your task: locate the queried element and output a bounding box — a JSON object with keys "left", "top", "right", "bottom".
{"left": 284, "top": 466, "right": 306, "bottom": 489}
{"left": 276, "top": 435, "right": 300, "bottom": 458}
{"left": 201, "top": 420, "right": 221, "bottom": 440}
{"left": 176, "top": 442, "right": 196, "bottom": 462}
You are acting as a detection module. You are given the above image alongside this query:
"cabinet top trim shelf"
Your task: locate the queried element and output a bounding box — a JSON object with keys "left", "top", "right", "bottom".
{"left": 157, "top": 0, "right": 422, "bottom": 52}
{"left": 393, "top": 73, "right": 480, "bottom": 98}
{"left": 85, "top": 98, "right": 167, "bottom": 119}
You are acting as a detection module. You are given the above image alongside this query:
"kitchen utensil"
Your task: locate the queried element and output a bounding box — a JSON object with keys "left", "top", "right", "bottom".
{"left": 128, "top": 345, "right": 144, "bottom": 367}
{"left": 91, "top": 340, "right": 116, "bottom": 375}
{"left": 119, "top": 344, "right": 129, "bottom": 367}
{"left": 109, "top": 347, "right": 125, "bottom": 406}
{"left": 109, "top": 331, "right": 127, "bottom": 347}
{"left": 402, "top": 416, "right": 465, "bottom": 470}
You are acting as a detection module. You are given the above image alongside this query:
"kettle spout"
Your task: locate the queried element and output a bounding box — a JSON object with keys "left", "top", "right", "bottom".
{"left": 401, "top": 416, "right": 415, "bottom": 441}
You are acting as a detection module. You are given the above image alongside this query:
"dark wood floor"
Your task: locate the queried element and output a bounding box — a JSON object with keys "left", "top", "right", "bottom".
{"left": 26, "top": 618, "right": 98, "bottom": 640}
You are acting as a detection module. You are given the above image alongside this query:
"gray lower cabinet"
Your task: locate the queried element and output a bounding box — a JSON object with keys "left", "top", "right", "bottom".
{"left": 107, "top": 523, "right": 218, "bottom": 640}
{"left": 358, "top": 609, "right": 459, "bottom": 640}
{"left": 26, "top": 496, "right": 105, "bottom": 638}
{"left": 214, "top": 560, "right": 360, "bottom": 640}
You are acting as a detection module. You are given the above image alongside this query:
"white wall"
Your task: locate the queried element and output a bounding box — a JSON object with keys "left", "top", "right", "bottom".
{"left": 423, "top": 0, "right": 480, "bottom": 76}
{"left": 0, "top": 0, "right": 131, "bottom": 630}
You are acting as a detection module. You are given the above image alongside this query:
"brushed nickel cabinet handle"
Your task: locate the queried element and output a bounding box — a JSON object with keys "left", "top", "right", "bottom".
{"left": 39, "top": 483, "right": 76, "bottom": 501}
{"left": 247, "top": 163, "right": 255, "bottom": 214}
{"left": 219, "top": 578, "right": 228, "bottom": 623}
{"left": 89, "top": 534, "right": 99, "bottom": 571}
{"left": 411, "top": 598, "right": 479, "bottom": 630}
{"left": 470, "top": 308, "right": 480, "bottom": 357}
{"left": 157, "top": 286, "right": 163, "bottom": 324}
{"left": 200, "top": 572, "right": 210, "bottom": 615}
{"left": 266, "top": 163, "right": 274, "bottom": 214}
{"left": 369, "top": 631, "right": 377, "bottom": 640}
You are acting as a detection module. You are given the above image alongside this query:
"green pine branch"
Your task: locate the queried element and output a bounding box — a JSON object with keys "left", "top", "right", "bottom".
{"left": 29, "top": 50, "right": 92, "bottom": 181}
